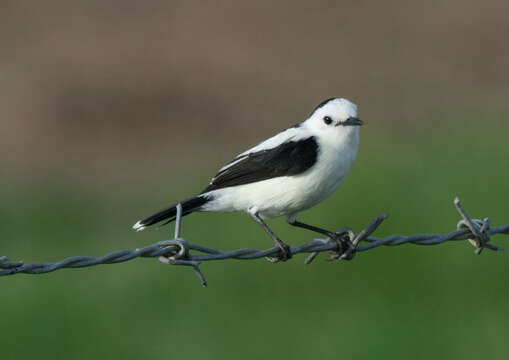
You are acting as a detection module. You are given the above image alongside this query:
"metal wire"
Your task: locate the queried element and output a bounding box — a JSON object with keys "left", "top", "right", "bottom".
{"left": 1, "top": 198, "right": 507, "bottom": 286}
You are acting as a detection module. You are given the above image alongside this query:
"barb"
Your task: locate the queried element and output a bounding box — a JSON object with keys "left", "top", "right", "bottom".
{"left": 1, "top": 198, "right": 508, "bottom": 286}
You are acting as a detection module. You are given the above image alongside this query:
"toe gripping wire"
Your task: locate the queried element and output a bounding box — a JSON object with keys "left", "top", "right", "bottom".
{"left": 304, "top": 214, "right": 389, "bottom": 264}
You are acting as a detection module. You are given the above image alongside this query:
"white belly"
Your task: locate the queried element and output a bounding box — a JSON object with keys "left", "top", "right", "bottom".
{"left": 202, "top": 136, "right": 358, "bottom": 218}
{"left": 212, "top": 174, "right": 344, "bottom": 218}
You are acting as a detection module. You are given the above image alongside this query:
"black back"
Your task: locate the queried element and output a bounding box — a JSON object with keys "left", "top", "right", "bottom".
{"left": 202, "top": 136, "right": 319, "bottom": 193}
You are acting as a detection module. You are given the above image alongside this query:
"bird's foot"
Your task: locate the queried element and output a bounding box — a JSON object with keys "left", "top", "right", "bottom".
{"left": 328, "top": 228, "right": 357, "bottom": 260}
{"left": 266, "top": 243, "right": 293, "bottom": 263}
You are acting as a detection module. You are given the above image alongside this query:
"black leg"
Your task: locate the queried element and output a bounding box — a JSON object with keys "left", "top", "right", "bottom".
{"left": 287, "top": 217, "right": 355, "bottom": 258}
{"left": 287, "top": 219, "right": 335, "bottom": 238}
{"left": 249, "top": 212, "right": 292, "bottom": 261}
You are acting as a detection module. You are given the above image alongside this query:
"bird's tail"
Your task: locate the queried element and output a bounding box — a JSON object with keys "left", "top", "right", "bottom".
{"left": 132, "top": 195, "right": 209, "bottom": 231}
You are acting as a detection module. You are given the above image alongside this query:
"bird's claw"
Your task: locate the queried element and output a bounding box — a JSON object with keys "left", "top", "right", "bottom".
{"left": 265, "top": 243, "right": 292, "bottom": 263}
{"left": 327, "top": 229, "right": 357, "bottom": 261}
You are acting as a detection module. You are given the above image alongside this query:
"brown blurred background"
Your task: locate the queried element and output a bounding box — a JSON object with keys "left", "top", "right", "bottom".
{"left": 2, "top": 0, "right": 508, "bottom": 182}
{"left": 2, "top": 1, "right": 509, "bottom": 359}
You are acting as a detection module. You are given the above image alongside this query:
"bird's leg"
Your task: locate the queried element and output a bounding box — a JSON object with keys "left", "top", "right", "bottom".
{"left": 249, "top": 211, "right": 292, "bottom": 262}
{"left": 287, "top": 218, "right": 354, "bottom": 255}
{"left": 286, "top": 216, "right": 337, "bottom": 237}
{"left": 287, "top": 220, "right": 334, "bottom": 238}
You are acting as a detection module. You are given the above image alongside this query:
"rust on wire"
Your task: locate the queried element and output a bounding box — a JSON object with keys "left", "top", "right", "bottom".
{"left": 1, "top": 198, "right": 508, "bottom": 286}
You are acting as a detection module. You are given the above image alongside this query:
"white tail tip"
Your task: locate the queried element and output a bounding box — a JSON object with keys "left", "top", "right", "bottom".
{"left": 132, "top": 221, "right": 146, "bottom": 232}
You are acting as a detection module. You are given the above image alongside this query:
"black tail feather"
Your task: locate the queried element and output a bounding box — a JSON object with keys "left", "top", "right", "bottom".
{"left": 133, "top": 196, "right": 209, "bottom": 230}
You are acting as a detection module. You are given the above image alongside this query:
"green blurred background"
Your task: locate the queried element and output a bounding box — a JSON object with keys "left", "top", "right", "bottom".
{"left": 1, "top": 1, "right": 509, "bottom": 359}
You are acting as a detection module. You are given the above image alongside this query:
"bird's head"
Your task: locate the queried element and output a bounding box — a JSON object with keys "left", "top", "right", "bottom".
{"left": 303, "top": 98, "right": 362, "bottom": 145}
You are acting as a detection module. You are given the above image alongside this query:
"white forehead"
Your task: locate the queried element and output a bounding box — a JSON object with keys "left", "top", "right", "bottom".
{"left": 310, "top": 98, "right": 358, "bottom": 119}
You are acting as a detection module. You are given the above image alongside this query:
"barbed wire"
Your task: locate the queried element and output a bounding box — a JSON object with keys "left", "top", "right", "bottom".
{"left": 1, "top": 197, "right": 507, "bottom": 286}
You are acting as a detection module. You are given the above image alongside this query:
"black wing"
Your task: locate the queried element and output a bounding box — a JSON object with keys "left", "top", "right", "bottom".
{"left": 201, "top": 136, "right": 319, "bottom": 193}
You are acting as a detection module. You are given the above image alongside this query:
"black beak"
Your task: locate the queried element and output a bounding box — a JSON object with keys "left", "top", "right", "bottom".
{"left": 340, "top": 117, "right": 363, "bottom": 126}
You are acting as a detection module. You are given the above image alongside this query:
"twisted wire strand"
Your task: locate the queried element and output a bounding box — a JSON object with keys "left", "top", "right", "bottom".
{"left": 1, "top": 198, "right": 507, "bottom": 286}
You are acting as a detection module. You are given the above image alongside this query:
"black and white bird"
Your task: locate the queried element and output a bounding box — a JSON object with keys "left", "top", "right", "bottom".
{"left": 133, "top": 97, "right": 363, "bottom": 260}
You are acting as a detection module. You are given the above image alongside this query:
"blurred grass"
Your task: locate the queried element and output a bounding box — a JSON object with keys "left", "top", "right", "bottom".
{"left": 1, "top": 114, "right": 509, "bottom": 360}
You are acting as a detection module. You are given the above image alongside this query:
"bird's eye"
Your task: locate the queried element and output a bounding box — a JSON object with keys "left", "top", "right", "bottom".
{"left": 323, "top": 116, "right": 332, "bottom": 125}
